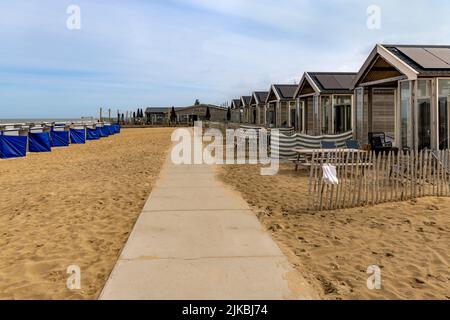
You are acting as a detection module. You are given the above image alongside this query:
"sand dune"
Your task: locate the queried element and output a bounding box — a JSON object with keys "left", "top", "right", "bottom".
{"left": 0, "top": 128, "right": 173, "bottom": 299}
{"left": 220, "top": 163, "right": 450, "bottom": 300}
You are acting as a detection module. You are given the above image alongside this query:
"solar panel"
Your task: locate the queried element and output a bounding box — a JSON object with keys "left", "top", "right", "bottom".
{"left": 397, "top": 47, "right": 450, "bottom": 69}
{"left": 425, "top": 47, "right": 450, "bottom": 66}
{"left": 277, "top": 85, "right": 297, "bottom": 99}
{"left": 315, "top": 75, "right": 341, "bottom": 90}
{"left": 334, "top": 74, "right": 355, "bottom": 89}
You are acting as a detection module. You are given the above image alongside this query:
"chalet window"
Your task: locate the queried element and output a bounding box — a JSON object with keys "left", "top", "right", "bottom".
{"left": 313, "top": 95, "right": 319, "bottom": 135}
{"left": 333, "top": 95, "right": 352, "bottom": 134}
{"left": 417, "top": 80, "right": 432, "bottom": 150}
{"left": 321, "top": 96, "right": 331, "bottom": 134}
{"left": 299, "top": 100, "right": 305, "bottom": 133}
{"left": 438, "top": 79, "right": 450, "bottom": 150}
{"left": 400, "top": 81, "right": 412, "bottom": 148}
{"left": 355, "top": 88, "right": 364, "bottom": 142}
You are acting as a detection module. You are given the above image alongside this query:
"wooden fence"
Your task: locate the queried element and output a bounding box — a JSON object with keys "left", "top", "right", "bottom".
{"left": 308, "top": 149, "right": 450, "bottom": 211}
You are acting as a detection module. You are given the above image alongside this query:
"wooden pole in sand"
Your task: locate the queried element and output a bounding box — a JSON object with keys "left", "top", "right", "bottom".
{"left": 100, "top": 107, "right": 103, "bottom": 122}
{"left": 108, "top": 108, "right": 111, "bottom": 123}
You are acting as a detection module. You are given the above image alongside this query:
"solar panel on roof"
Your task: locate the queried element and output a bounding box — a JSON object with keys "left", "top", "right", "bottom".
{"left": 425, "top": 47, "right": 450, "bottom": 66}
{"left": 333, "top": 75, "right": 355, "bottom": 89}
{"left": 315, "top": 75, "right": 341, "bottom": 90}
{"left": 397, "top": 47, "right": 450, "bottom": 69}
{"left": 278, "top": 85, "right": 297, "bottom": 99}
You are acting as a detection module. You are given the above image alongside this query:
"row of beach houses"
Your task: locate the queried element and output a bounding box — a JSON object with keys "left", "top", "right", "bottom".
{"left": 230, "top": 44, "right": 450, "bottom": 152}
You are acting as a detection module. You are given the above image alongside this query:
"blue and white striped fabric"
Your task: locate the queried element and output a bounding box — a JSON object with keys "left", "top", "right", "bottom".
{"left": 271, "top": 131, "right": 354, "bottom": 159}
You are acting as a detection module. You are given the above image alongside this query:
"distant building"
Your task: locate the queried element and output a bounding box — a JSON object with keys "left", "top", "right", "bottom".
{"left": 175, "top": 104, "right": 228, "bottom": 124}
{"left": 145, "top": 107, "right": 170, "bottom": 124}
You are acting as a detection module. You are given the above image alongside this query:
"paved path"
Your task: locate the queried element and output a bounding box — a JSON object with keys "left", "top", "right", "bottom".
{"left": 100, "top": 156, "right": 317, "bottom": 300}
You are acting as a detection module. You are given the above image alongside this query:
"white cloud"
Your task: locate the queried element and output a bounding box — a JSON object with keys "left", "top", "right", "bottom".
{"left": 1, "top": 0, "right": 450, "bottom": 117}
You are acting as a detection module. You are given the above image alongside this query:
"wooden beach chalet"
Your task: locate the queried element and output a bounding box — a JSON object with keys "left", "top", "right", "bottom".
{"left": 265, "top": 84, "right": 298, "bottom": 128}
{"left": 249, "top": 91, "right": 268, "bottom": 126}
{"left": 240, "top": 96, "right": 252, "bottom": 124}
{"left": 293, "top": 72, "right": 356, "bottom": 135}
{"left": 352, "top": 44, "right": 450, "bottom": 151}
{"left": 230, "top": 99, "right": 243, "bottom": 123}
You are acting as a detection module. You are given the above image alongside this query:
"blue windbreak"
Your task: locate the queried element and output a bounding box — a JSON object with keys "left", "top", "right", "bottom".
{"left": 29, "top": 132, "right": 52, "bottom": 152}
{"left": 70, "top": 129, "right": 86, "bottom": 144}
{"left": 106, "top": 126, "right": 114, "bottom": 135}
{"left": 0, "top": 135, "right": 27, "bottom": 158}
{"left": 87, "top": 128, "right": 100, "bottom": 140}
{"left": 95, "top": 127, "right": 103, "bottom": 138}
{"left": 50, "top": 130, "right": 69, "bottom": 147}
{"left": 100, "top": 126, "right": 110, "bottom": 137}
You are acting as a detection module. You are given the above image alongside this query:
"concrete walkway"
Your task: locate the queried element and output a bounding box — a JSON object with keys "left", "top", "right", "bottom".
{"left": 100, "top": 157, "right": 317, "bottom": 300}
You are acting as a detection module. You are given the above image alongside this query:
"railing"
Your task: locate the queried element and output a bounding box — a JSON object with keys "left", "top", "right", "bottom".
{"left": 308, "top": 149, "right": 450, "bottom": 211}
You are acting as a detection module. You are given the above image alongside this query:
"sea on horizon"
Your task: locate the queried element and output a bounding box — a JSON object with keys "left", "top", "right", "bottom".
{"left": 0, "top": 118, "right": 100, "bottom": 124}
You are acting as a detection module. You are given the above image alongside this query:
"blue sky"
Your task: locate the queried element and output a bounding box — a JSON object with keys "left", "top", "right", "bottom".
{"left": 1, "top": 0, "right": 450, "bottom": 118}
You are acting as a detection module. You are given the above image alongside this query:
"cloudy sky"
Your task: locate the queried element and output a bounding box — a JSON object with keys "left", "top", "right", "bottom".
{"left": 1, "top": 0, "right": 450, "bottom": 118}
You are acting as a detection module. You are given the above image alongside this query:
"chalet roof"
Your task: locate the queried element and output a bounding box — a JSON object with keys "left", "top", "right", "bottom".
{"left": 250, "top": 91, "right": 269, "bottom": 105}
{"left": 273, "top": 84, "right": 297, "bottom": 100}
{"left": 266, "top": 84, "right": 298, "bottom": 102}
{"left": 384, "top": 44, "right": 450, "bottom": 75}
{"left": 294, "top": 72, "right": 356, "bottom": 97}
{"left": 352, "top": 44, "right": 450, "bottom": 88}
{"left": 240, "top": 96, "right": 252, "bottom": 106}
{"left": 176, "top": 104, "right": 226, "bottom": 113}
{"left": 145, "top": 107, "right": 171, "bottom": 113}
{"left": 308, "top": 72, "right": 356, "bottom": 91}
{"left": 231, "top": 99, "right": 242, "bottom": 109}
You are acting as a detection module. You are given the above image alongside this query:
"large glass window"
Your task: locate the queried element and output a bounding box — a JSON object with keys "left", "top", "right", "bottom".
{"left": 355, "top": 88, "right": 364, "bottom": 142}
{"left": 333, "top": 95, "right": 352, "bottom": 134}
{"left": 438, "top": 79, "right": 450, "bottom": 150}
{"left": 400, "top": 81, "right": 412, "bottom": 148}
{"left": 321, "top": 96, "right": 331, "bottom": 134}
{"left": 299, "top": 100, "right": 304, "bottom": 132}
{"left": 313, "top": 95, "right": 319, "bottom": 135}
{"left": 417, "top": 80, "right": 432, "bottom": 150}
{"left": 289, "top": 101, "right": 296, "bottom": 128}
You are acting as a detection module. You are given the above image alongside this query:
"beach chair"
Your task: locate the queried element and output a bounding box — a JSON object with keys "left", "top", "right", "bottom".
{"left": 368, "top": 132, "right": 393, "bottom": 155}
{"left": 321, "top": 141, "right": 337, "bottom": 149}
{"left": 345, "top": 139, "right": 360, "bottom": 150}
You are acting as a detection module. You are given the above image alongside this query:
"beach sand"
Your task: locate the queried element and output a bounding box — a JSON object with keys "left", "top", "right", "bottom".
{"left": 219, "top": 163, "right": 450, "bottom": 300}
{"left": 0, "top": 128, "right": 173, "bottom": 299}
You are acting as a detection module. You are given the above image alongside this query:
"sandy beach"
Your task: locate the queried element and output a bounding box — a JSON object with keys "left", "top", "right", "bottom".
{"left": 0, "top": 128, "right": 173, "bottom": 299}
{"left": 219, "top": 163, "right": 450, "bottom": 300}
